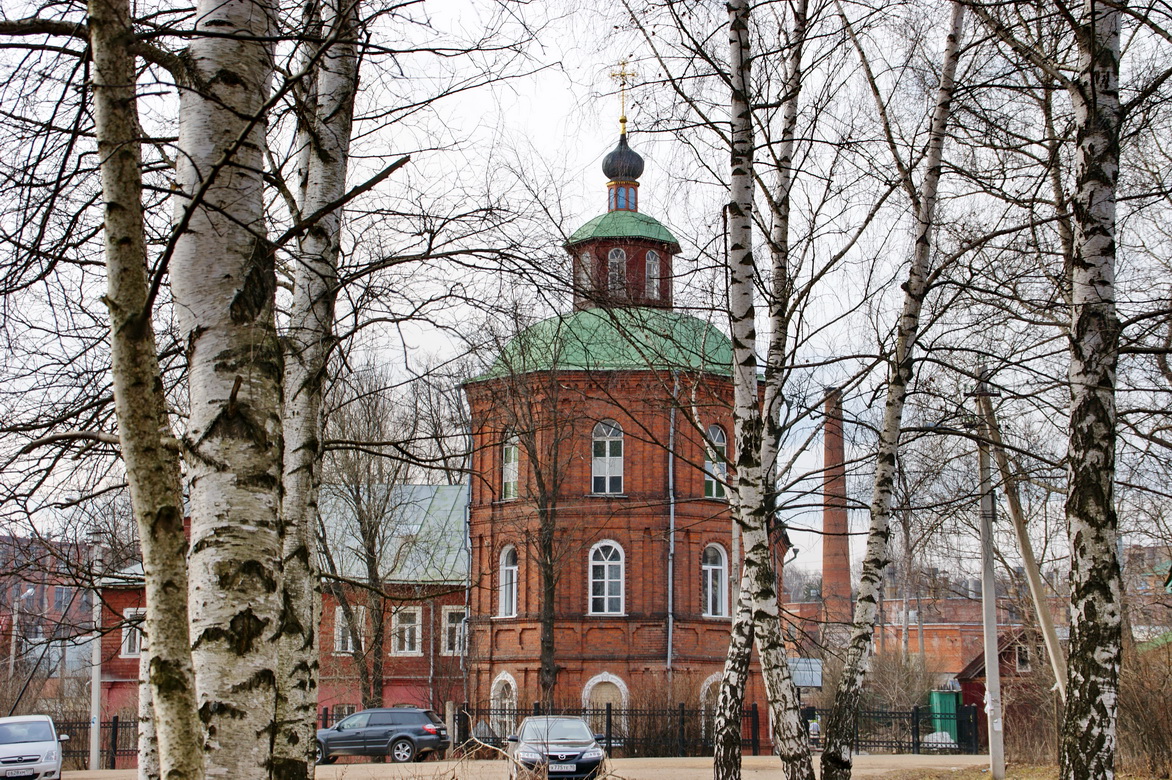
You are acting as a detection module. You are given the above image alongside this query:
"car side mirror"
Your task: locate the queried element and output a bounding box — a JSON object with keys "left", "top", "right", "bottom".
{"left": 506, "top": 735, "right": 518, "bottom": 742}
{"left": 59, "top": 735, "right": 70, "bottom": 742}
{"left": 594, "top": 734, "right": 605, "bottom": 742}
{"left": 335, "top": 724, "right": 344, "bottom": 732}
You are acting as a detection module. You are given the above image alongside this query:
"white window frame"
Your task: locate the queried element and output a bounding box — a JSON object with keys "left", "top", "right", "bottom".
{"left": 333, "top": 605, "right": 366, "bottom": 655}
{"left": 499, "top": 546, "right": 518, "bottom": 617}
{"left": 441, "top": 606, "right": 468, "bottom": 656}
{"left": 391, "top": 606, "right": 423, "bottom": 656}
{"left": 502, "top": 436, "right": 520, "bottom": 500}
{"left": 701, "top": 544, "right": 729, "bottom": 617}
{"left": 607, "top": 248, "right": 626, "bottom": 294}
{"left": 645, "top": 250, "right": 660, "bottom": 299}
{"left": 1016, "top": 644, "right": 1031, "bottom": 673}
{"left": 704, "top": 425, "right": 728, "bottom": 499}
{"left": 120, "top": 608, "right": 146, "bottom": 658}
{"left": 592, "top": 420, "right": 624, "bottom": 495}
{"left": 589, "top": 541, "right": 625, "bottom": 615}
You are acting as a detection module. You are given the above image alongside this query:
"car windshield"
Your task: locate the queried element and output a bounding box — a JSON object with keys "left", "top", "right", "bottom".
{"left": 520, "top": 719, "right": 592, "bottom": 742}
{"left": 0, "top": 722, "right": 53, "bottom": 744}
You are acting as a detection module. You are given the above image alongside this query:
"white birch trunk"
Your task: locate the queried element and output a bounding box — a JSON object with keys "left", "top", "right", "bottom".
{"left": 137, "top": 642, "right": 159, "bottom": 780}
{"left": 1059, "top": 4, "right": 1122, "bottom": 778}
{"left": 88, "top": 0, "right": 203, "bottom": 776}
{"left": 713, "top": 4, "right": 814, "bottom": 779}
{"left": 821, "top": 6, "right": 965, "bottom": 779}
{"left": 275, "top": 0, "right": 359, "bottom": 773}
{"left": 170, "top": 0, "right": 281, "bottom": 773}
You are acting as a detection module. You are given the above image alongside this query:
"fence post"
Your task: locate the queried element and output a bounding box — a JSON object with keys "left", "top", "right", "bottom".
{"left": 461, "top": 702, "right": 470, "bottom": 744}
{"left": 321, "top": 707, "right": 329, "bottom": 729}
{"left": 533, "top": 701, "right": 541, "bottom": 716}
{"left": 750, "top": 703, "right": 759, "bottom": 756}
{"left": 107, "top": 716, "right": 119, "bottom": 770}
{"left": 911, "top": 706, "right": 920, "bottom": 755}
{"left": 678, "top": 703, "right": 686, "bottom": 757}
{"left": 605, "top": 703, "right": 612, "bottom": 755}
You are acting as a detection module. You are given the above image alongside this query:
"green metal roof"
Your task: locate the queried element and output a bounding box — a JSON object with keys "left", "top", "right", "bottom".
{"left": 479, "top": 307, "right": 731, "bottom": 378}
{"left": 566, "top": 211, "right": 681, "bottom": 251}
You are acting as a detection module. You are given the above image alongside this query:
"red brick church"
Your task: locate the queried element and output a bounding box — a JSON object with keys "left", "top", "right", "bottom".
{"left": 463, "top": 130, "right": 774, "bottom": 715}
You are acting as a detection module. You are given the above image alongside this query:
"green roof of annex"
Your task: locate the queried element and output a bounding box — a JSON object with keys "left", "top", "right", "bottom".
{"left": 566, "top": 211, "right": 681, "bottom": 252}
{"left": 479, "top": 307, "right": 732, "bottom": 378}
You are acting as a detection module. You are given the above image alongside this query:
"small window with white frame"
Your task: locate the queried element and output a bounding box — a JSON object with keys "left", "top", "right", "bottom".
{"left": 120, "top": 608, "right": 146, "bottom": 658}
{"left": 592, "top": 420, "right": 624, "bottom": 494}
{"left": 608, "top": 248, "right": 626, "bottom": 294}
{"left": 502, "top": 435, "right": 520, "bottom": 500}
{"left": 333, "top": 605, "right": 366, "bottom": 654}
{"left": 704, "top": 425, "right": 728, "bottom": 499}
{"left": 645, "top": 250, "right": 661, "bottom": 299}
{"left": 1016, "top": 643, "right": 1031, "bottom": 673}
{"left": 499, "top": 546, "right": 518, "bottom": 617}
{"left": 589, "top": 541, "right": 625, "bottom": 615}
{"left": 391, "top": 606, "right": 423, "bottom": 655}
{"left": 701, "top": 544, "right": 729, "bottom": 617}
{"left": 441, "top": 606, "right": 468, "bottom": 656}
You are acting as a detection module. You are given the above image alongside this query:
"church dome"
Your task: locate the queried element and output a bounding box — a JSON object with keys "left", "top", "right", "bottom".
{"left": 480, "top": 307, "right": 731, "bottom": 378}
{"left": 602, "top": 134, "right": 645, "bottom": 181}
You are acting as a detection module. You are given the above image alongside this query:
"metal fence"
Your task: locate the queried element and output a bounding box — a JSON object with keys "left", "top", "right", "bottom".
{"left": 55, "top": 717, "right": 138, "bottom": 770}
{"left": 454, "top": 702, "right": 980, "bottom": 757}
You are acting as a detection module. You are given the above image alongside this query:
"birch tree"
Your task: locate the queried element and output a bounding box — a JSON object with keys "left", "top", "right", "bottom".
{"left": 88, "top": 0, "right": 203, "bottom": 775}
{"left": 169, "top": 0, "right": 284, "bottom": 771}
{"left": 711, "top": 4, "right": 813, "bottom": 780}
{"left": 820, "top": 5, "right": 966, "bottom": 779}
{"left": 274, "top": 0, "right": 361, "bottom": 769}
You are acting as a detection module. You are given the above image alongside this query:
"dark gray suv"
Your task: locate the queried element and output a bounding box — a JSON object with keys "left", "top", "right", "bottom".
{"left": 316, "top": 707, "right": 449, "bottom": 764}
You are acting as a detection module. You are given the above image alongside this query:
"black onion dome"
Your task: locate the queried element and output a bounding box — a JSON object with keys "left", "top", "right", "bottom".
{"left": 602, "top": 134, "right": 645, "bottom": 181}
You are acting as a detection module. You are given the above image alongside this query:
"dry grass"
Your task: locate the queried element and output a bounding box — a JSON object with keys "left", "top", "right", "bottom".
{"left": 875, "top": 766, "right": 1169, "bottom": 780}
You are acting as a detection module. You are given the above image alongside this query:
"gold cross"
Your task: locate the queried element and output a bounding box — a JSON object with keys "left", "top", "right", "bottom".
{"left": 610, "top": 60, "right": 637, "bottom": 134}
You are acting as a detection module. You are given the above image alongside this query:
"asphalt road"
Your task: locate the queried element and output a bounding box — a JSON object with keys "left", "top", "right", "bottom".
{"left": 63, "top": 754, "right": 989, "bottom": 779}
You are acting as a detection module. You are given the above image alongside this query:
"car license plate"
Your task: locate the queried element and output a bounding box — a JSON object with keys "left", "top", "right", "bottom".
{"left": 6, "top": 770, "right": 34, "bottom": 778}
{"left": 548, "top": 764, "right": 576, "bottom": 772}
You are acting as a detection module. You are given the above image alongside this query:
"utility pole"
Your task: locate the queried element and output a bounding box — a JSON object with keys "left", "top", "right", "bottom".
{"left": 88, "top": 530, "right": 103, "bottom": 771}
{"left": 969, "top": 368, "right": 1005, "bottom": 779}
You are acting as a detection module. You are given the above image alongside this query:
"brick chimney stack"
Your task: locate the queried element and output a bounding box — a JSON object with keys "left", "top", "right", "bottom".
{"left": 822, "top": 387, "right": 852, "bottom": 638}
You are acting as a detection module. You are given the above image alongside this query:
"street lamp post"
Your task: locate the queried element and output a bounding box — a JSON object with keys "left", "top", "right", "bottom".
{"left": 969, "top": 369, "right": 1005, "bottom": 780}
{"left": 87, "top": 530, "right": 103, "bottom": 771}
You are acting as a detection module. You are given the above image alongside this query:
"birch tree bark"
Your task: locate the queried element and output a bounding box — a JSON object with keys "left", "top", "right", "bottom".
{"left": 821, "top": 6, "right": 965, "bottom": 779}
{"left": 88, "top": 0, "right": 203, "bottom": 775}
{"left": 1060, "top": 4, "right": 1122, "bottom": 778}
{"left": 276, "top": 0, "right": 360, "bottom": 771}
{"left": 712, "top": 4, "right": 813, "bottom": 779}
{"left": 170, "top": 0, "right": 282, "bottom": 772}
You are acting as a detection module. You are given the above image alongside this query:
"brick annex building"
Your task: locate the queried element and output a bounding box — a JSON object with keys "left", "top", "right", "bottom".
{"left": 463, "top": 131, "right": 776, "bottom": 714}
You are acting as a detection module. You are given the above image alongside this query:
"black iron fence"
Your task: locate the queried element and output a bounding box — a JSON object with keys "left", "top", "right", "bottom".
{"left": 455, "top": 702, "right": 980, "bottom": 757}
{"left": 55, "top": 717, "right": 138, "bottom": 770}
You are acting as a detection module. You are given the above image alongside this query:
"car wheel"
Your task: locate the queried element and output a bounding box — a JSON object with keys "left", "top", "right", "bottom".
{"left": 315, "top": 742, "right": 336, "bottom": 765}
{"left": 390, "top": 737, "right": 415, "bottom": 763}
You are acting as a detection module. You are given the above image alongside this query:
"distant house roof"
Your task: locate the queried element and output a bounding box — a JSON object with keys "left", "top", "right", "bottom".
{"left": 318, "top": 483, "right": 469, "bottom": 586}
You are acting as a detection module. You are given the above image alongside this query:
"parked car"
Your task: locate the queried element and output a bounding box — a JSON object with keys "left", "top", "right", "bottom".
{"left": 0, "top": 715, "right": 69, "bottom": 780}
{"left": 506, "top": 716, "right": 606, "bottom": 780}
{"left": 315, "top": 707, "right": 449, "bottom": 764}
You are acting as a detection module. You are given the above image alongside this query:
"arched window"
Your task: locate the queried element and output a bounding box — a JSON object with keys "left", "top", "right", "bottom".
{"left": 491, "top": 672, "right": 518, "bottom": 737}
{"left": 701, "top": 544, "right": 728, "bottom": 617}
{"left": 645, "top": 250, "right": 661, "bottom": 299}
{"left": 501, "top": 436, "right": 519, "bottom": 500}
{"left": 499, "top": 546, "right": 518, "bottom": 617}
{"left": 576, "top": 252, "right": 593, "bottom": 296}
{"left": 589, "top": 542, "right": 624, "bottom": 614}
{"left": 592, "top": 420, "right": 624, "bottom": 494}
{"left": 704, "top": 425, "right": 728, "bottom": 498}
{"left": 607, "top": 248, "right": 626, "bottom": 295}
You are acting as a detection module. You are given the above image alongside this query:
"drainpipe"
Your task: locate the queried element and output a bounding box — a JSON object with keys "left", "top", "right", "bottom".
{"left": 666, "top": 372, "right": 678, "bottom": 675}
